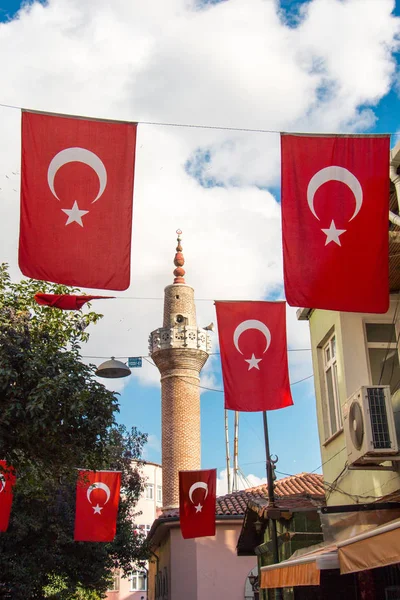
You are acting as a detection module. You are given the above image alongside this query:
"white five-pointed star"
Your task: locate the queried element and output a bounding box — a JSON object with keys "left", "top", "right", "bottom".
{"left": 92, "top": 504, "right": 103, "bottom": 514}
{"left": 195, "top": 503, "right": 203, "bottom": 513}
{"left": 62, "top": 201, "right": 89, "bottom": 227}
{"left": 321, "top": 220, "right": 346, "bottom": 246}
{"left": 245, "top": 354, "right": 262, "bottom": 370}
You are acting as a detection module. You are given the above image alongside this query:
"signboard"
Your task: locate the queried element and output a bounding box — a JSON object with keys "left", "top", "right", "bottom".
{"left": 128, "top": 357, "right": 142, "bottom": 368}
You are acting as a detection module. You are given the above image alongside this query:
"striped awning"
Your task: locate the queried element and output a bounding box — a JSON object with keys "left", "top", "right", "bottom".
{"left": 338, "top": 518, "right": 400, "bottom": 574}
{"left": 260, "top": 546, "right": 338, "bottom": 589}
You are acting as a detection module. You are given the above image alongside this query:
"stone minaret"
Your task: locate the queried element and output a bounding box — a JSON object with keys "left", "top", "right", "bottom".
{"left": 149, "top": 231, "right": 211, "bottom": 509}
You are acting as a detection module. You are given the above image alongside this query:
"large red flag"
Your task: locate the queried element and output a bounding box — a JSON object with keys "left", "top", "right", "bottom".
{"left": 281, "top": 134, "right": 389, "bottom": 313}
{"left": 19, "top": 111, "right": 137, "bottom": 291}
{"left": 34, "top": 293, "right": 114, "bottom": 310}
{"left": 215, "top": 301, "right": 293, "bottom": 412}
{"left": 179, "top": 469, "right": 216, "bottom": 539}
{"left": 74, "top": 470, "right": 121, "bottom": 542}
{"left": 0, "top": 461, "right": 16, "bottom": 532}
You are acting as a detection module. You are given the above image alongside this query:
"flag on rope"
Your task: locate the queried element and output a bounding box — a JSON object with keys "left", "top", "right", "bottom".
{"left": 34, "top": 293, "right": 114, "bottom": 310}
{"left": 215, "top": 301, "right": 293, "bottom": 412}
{"left": 19, "top": 111, "right": 137, "bottom": 291}
{"left": 281, "top": 134, "right": 390, "bottom": 313}
{"left": 0, "top": 461, "right": 16, "bottom": 532}
{"left": 74, "top": 470, "right": 121, "bottom": 542}
{"left": 179, "top": 469, "right": 216, "bottom": 539}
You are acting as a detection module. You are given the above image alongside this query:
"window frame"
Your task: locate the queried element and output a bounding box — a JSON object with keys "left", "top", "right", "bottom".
{"left": 107, "top": 571, "right": 120, "bottom": 592}
{"left": 156, "top": 485, "right": 162, "bottom": 504}
{"left": 129, "top": 569, "right": 147, "bottom": 592}
{"left": 364, "top": 321, "right": 400, "bottom": 393}
{"left": 145, "top": 483, "right": 154, "bottom": 500}
{"left": 321, "top": 332, "right": 342, "bottom": 440}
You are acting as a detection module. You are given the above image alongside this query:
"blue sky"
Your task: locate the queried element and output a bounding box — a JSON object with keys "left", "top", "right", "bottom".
{"left": 1, "top": 0, "right": 400, "bottom": 490}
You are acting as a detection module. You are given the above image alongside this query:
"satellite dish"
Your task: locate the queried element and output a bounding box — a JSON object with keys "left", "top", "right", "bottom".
{"left": 349, "top": 400, "right": 364, "bottom": 450}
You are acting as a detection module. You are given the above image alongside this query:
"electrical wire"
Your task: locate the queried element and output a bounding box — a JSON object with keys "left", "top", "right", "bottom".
{"left": 0, "top": 101, "right": 397, "bottom": 136}
{"left": 142, "top": 356, "right": 313, "bottom": 392}
{"left": 378, "top": 291, "right": 400, "bottom": 386}
{"left": 82, "top": 348, "right": 311, "bottom": 360}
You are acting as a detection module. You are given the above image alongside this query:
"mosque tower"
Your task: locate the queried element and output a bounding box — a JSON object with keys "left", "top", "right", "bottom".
{"left": 149, "top": 231, "right": 211, "bottom": 509}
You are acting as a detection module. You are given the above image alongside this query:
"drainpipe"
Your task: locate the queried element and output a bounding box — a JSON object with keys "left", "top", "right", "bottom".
{"left": 389, "top": 160, "right": 400, "bottom": 227}
{"left": 149, "top": 550, "right": 159, "bottom": 600}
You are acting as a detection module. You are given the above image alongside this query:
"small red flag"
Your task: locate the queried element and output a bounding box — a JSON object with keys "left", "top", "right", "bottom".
{"left": 0, "top": 461, "right": 16, "bottom": 532}
{"left": 215, "top": 301, "right": 293, "bottom": 412}
{"left": 281, "top": 134, "right": 389, "bottom": 313}
{"left": 19, "top": 111, "right": 137, "bottom": 291}
{"left": 74, "top": 470, "right": 121, "bottom": 542}
{"left": 34, "top": 293, "right": 114, "bottom": 310}
{"left": 179, "top": 469, "right": 216, "bottom": 539}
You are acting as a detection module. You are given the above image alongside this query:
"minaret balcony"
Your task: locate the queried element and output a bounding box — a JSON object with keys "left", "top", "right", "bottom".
{"left": 148, "top": 326, "right": 211, "bottom": 354}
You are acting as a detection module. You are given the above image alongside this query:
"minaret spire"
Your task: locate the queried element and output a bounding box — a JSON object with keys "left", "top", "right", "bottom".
{"left": 173, "top": 229, "right": 186, "bottom": 284}
{"left": 149, "top": 231, "right": 211, "bottom": 509}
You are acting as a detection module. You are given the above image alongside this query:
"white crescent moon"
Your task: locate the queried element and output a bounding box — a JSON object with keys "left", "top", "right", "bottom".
{"left": 0, "top": 474, "right": 5, "bottom": 493}
{"left": 87, "top": 482, "right": 111, "bottom": 505}
{"left": 233, "top": 320, "right": 271, "bottom": 355}
{"left": 307, "top": 166, "right": 363, "bottom": 222}
{"left": 47, "top": 147, "right": 107, "bottom": 203}
{"left": 189, "top": 482, "right": 208, "bottom": 504}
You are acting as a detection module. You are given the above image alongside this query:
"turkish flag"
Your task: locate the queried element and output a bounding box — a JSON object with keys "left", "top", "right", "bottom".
{"left": 215, "top": 301, "right": 293, "bottom": 412}
{"left": 0, "top": 461, "right": 16, "bottom": 532}
{"left": 281, "top": 134, "right": 390, "bottom": 313}
{"left": 34, "top": 293, "right": 114, "bottom": 310}
{"left": 74, "top": 470, "right": 121, "bottom": 542}
{"left": 179, "top": 469, "right": 216, "bottom": 539}
{"left": 19, "top": 111, "right": 137, "bottom": 291}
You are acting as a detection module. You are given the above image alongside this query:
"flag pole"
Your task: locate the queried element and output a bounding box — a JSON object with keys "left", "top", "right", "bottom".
{"left": 263, "top": 410, "right": 282, "bottom": 600}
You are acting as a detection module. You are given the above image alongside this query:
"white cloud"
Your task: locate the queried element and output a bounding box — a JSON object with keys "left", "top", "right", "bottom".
{"left": 142, "top": 434, "right": 161, "bottom": 460}
{"left": 216, "top": 468, "right": 267, "bottom": 496}
{"left": 0, "top": 0, "right": 398, "bottom": 394}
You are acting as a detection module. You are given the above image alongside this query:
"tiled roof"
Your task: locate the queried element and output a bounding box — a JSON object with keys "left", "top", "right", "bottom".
{"left": 161, "top": 473, "right": 325, "bottom": 518}
{"left": 217, "top": 472, "right": 325, "bottom": 516}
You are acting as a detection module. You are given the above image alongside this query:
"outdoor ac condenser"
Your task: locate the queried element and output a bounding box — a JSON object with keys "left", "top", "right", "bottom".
{"left": 343, "top": 386, "right": 399, "bottom": 466}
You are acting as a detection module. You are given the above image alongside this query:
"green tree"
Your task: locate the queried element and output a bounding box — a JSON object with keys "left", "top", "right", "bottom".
{"left": 0, "top": 264, "right": 149, "bottom": 599}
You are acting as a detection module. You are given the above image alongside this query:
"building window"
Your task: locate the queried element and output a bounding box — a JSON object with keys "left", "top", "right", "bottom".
{"left": 366, "top": 323, "right": 400, "bottom": 394}
{"left": 157, "top": 485, "right": 162, "bottom": 504}
{"left": 322, "top": 333, "right": 342, "bottom": 438}
{"left": 107, "top": 571, "right": 120, "bottom": 592}
{"left": 145, "top": 483, "right": 154, "bottom": 500}
{"left": 135, "top": 524, "right": 151, "bottom": 536}
{"left": 130, "top": 570, "right": 147, "bottom": 592}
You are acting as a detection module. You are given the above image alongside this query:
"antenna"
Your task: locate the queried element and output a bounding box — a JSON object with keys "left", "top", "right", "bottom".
{"left": 224, "top": 409, "right": 231, "bottom": 494}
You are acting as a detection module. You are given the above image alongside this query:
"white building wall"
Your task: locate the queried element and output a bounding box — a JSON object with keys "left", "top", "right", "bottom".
{"left": 106, "top": 461, "right": 162, "bottom": 600}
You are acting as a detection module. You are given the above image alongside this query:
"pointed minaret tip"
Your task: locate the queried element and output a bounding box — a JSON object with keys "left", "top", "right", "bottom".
{"left": 173, "top": 229, "right": 186, "bottom": 284}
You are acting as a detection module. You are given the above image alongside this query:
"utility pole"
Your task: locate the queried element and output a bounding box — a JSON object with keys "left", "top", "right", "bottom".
{"left": 263, "top": 411, "right": 282, "bottom": 600}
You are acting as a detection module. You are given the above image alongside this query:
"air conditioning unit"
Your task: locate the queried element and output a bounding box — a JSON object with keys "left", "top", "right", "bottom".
{"left": 343, "top": 386, "right": 399, "bottom": 466}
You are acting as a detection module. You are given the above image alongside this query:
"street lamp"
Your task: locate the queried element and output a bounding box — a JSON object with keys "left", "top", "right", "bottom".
{"left": 95, "top": 357, "right": 131, "bottom": 379}
{"left": 248, "top": 573, "right": 260, "bottom": 599}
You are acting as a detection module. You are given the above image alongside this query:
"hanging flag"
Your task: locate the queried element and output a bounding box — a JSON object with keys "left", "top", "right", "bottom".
{"left": 34, "top": 293, "right": 114, "bottom": 310}
{"left": 179, "top": 469, "right": 216, "bottom": 539}
{"left": 19, "top": 111, "right": 137, "bottom": 291}
{"left": 74, "top": 470, "right": 121, "bottom": 542}
{"left": 215, "top": 301, "right": 293, "bottom": 412}
{"left": 0, "top": 461, "right": 16, "bottom": 532}
{"left": 281, "top": 134, "right": 390, "bottom": 313}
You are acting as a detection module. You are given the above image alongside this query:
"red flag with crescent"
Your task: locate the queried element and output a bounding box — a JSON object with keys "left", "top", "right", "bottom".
{"left": 19, "top": 111, "right": 137, "bottom": 291}
{"left": 179, "top": 469, "right": 216, "bottom": 539}
{"left": 215, "top": 301, "right": 293, "bottom": 412}
{"left": 34, "top": 293, "right": 114, "bottom": 310}
{"left": 0, "top": 461, "right": 16, "bottom": 532}
{"left": 281, "top": 134, "right": 390, "bottom": 313}
{"left": 74, "top": 470, "right": 121, "bottom": 542}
